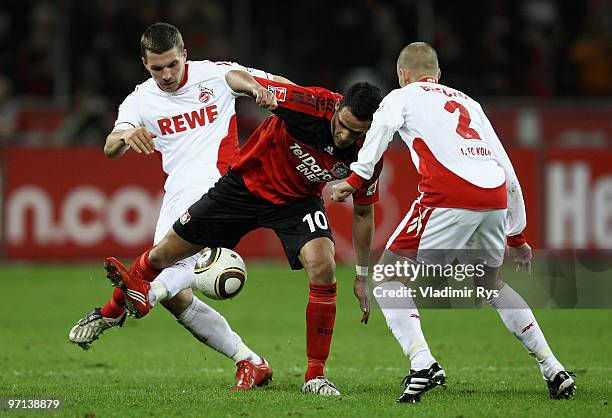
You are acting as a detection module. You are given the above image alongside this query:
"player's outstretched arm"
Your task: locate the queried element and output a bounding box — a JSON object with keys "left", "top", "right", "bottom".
{"left": 352, "top": 203, "right": 374, "bottom": 324}
{"left": 225, "top": 70, "right": 277, "bottom": 110}
{"left": 104, "top": 127, "right": 157, "bottom": 158}
{"left": 272, "top": 74, "right": 295, "bottom": 85}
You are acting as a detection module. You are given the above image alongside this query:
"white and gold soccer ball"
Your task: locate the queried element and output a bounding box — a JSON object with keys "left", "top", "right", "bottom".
{"left": 194, "top": 248, "right": 247, "bottom": 300}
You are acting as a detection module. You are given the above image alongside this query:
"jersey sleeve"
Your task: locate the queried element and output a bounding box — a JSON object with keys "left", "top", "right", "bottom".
{"left": 478, "top": 104, "right": 527, "bottom": 242}
{"left": 352, "top": 157, "right": 383, "bottom": 205}
{"left": 113, "top": 88, "right": 143, "bottom": 131}
{"left": 348, "top": 90, "right": 406, "bottom": 187}
{"left": 214, "top": 61, "right": 273, "bottom": 97}
{"left": 254, "top": 77, "right": 341, "bottom": 122}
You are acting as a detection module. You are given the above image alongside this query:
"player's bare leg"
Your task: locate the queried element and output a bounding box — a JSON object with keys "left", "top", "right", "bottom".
{"left": 373, "top": 249, "right": 445, "bottom": 403}
{"left": 71, "top": 224, "right": 212, "bottom": 344}
{"left": 149, "top": 229, "right": 204, "bottom": 269}
{"left": 298, "top": 237, "right": 341, "bottom": 396}
{"left": 103, "top": 229, "right": 203, "bottom": 318}
{"left": 475, "top": 267, "right": 576, "bottom": 399}
{"left": 72, "top": 244, "right": 271, "bottom": 389}
{"left": 69, "top": 235, "right": 197, "bottom": 348}
{"left": 117, "top": 229, "right": 272, "bottom": 389}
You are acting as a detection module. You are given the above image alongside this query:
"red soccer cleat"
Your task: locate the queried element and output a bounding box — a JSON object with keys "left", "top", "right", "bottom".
{"left": 231, "top": 357, "right": 273, "bottom": 391}
{"left": 104, "top": 257, "right": 152, "bottom": 319}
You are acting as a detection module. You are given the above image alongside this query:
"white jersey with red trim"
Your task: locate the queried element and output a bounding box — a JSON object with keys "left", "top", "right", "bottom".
{"left": 113, "top": 60, "right": 272, "bottom": 196}
{"left": 113, "top": 60, "right": 272, "bottom": 244}
{"left": 350, "top": 78, "right": 526, "bottom": 237}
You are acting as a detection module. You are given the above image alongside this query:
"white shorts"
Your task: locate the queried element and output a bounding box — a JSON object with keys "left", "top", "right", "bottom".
{"left": 386, "top": 201, "right": 506, "bottom": 268}
{"left": 153, "top": 184, "right": 216, "bottom": 245}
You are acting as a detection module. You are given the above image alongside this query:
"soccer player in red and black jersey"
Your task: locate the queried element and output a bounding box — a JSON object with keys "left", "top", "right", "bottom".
{"left": 102, "top": 74, "right": 383, "bottom": 396}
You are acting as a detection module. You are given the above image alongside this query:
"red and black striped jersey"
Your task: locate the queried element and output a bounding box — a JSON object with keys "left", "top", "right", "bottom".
{"left": 232, "top": 78, "right": 383, "bottom": 205}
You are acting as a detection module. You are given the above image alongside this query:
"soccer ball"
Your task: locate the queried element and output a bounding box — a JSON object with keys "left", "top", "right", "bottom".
{"left": 193, "top": 248, "right": 247, "bottom": 300}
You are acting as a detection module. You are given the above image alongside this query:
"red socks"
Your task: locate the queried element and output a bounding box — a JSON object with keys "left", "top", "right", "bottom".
{"left": 99, "top": 249, "right": 161, "bottom": 318}
{"left": 100, "top": 288, "right": 126, "bottom": 318}
{"left": 305, "top": 283, "right": 337, "bottom": 382}
{"left": 129, "top": 249, "right": 161, "bottom": 282}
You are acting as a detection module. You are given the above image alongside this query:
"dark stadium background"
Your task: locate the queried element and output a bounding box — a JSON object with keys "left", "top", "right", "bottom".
{"left": 0, "top": 0, "right": 610, "bottom": 259}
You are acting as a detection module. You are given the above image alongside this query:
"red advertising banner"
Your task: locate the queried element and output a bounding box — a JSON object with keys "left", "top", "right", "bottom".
{"left": 544, "top": 150, "right": 612, "bottom": 249}
{"left": 1, "top": 148, "right": 165, "bottom": 260}
{"left": 1, "top": 147, "right": 609, "bottom": 261}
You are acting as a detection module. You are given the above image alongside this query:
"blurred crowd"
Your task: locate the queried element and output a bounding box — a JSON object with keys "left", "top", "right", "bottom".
{"left": 0, "top": 0, "right": 610, "bottom": 145}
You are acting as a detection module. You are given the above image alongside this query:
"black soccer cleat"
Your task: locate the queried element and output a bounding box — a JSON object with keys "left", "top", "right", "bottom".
{"left": 397, "top": 362, "right": 446, "bottom": 403}
{"left": 545, "top": 371, "right": 576, "bottom": 399}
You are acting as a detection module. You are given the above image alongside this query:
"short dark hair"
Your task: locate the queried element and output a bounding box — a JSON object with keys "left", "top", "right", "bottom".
{"left": 140, "top": 22, "right": 184, "bottom": 58}
{"left": 339, "top": 82, "right": 383, "bottom": 122}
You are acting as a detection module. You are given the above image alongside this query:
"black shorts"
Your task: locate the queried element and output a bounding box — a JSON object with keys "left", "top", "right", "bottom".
{"left": 172, "top": 169, "right": 334, "bottom": 270}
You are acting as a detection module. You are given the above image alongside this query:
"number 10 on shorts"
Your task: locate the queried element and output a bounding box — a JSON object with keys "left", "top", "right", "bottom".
{"left": 303, "top": 211, "right": 329, "bottom": 232}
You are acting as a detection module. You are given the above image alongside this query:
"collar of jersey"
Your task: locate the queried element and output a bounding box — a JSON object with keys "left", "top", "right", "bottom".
{"left": 170, "top": 62, "right": 190, "bottom": 93}
{"left": 418, "top": 76, "right": 438, "bottom": 83}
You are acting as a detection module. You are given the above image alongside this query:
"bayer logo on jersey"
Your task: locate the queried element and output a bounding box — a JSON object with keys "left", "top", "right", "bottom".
{"left": 194, "top": 248, "right": 247, "bottom": 300}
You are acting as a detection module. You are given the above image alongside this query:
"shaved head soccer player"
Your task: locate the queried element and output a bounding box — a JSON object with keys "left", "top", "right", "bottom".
{"left": 332, "top": 42, "right": 575, "bottom": 403}
{"left": 100, "top": 79, "right": 384, "bottom": 396}
{"left": 68, "top": 22, "right": 291, "bottom": 390}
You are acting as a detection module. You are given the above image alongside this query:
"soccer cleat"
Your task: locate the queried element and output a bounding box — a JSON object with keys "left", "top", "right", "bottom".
{"left": 301, "top": 376, "right": 341, "bottom": 396}
{"left": 68, "top": 308, "right": 126, "bottom": 350}
{"left": 397, "top": 362, "right": 446, "bottom": 403}
{"left": 231, "top": 357, "right": 273, "bottom": 390}
{"left": 545, "top": 371, "right": 576, "bottom": 399}
{"left": 104, "top": 257, "right": 152, "bottom": 319}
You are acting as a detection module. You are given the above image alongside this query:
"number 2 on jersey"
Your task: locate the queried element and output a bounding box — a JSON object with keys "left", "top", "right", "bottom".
{"left": 444, "top": 100, "right": 481, "bottom": 140}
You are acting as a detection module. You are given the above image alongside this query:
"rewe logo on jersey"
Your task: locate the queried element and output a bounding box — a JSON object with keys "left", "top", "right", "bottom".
{"left": 157, "top": 105, "right": 218, "bottom": 135}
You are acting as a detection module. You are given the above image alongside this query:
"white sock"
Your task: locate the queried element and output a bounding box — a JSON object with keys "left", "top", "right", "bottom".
{"left": 231, "top": 342, "right": 262, "bottom": 365}
{"left": 158, "top": 257, "right": 198, "bottom": 297}
{"left": 148, "top": 280, "right": 168, "bottom": 306}
{"left": 147, "top": 256, "right": 199, "bottom": 305}
{"left": 177, "top": 296, "right": 261, "bottom": 364}
{"left": 375, "top": 281, "right": 436, "bottom": 370}
{"left": 487, "top": 284, "right": 564, "bottom": 379}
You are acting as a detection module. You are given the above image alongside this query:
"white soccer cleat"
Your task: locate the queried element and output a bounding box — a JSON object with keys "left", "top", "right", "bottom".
{"left": 68, "top": 308, "right": 126, "bottom": 350}
{"left": 301, "top": 376, "right": 341, "bottom": 396}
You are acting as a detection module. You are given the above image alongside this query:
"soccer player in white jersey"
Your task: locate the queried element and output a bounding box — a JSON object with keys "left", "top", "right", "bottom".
{"left": 69, "top": 22, "right": 289, "bottom": 390}
{"left": 332, "top": 42, "right": 575, "bottom": 402}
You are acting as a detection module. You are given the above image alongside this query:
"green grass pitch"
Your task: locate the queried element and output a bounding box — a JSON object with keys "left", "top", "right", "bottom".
{"left": 0, "top": 263, "right": 610, "bottom": 417}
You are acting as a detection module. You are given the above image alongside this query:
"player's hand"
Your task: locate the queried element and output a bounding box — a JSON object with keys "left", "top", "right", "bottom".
{"left": 508, "top": 242, "right": 533, "bottom": 276}
{"left": 124, "top": 127, "right": 157, "bottom": 155}
{"left": 354, "top": 275, "right": 371, "bottom": 324}
{"left": 253, "top": 85, "right": 277, "bottom": 110}
{"left": 331, "top": 181, "right": 356, "bottom": 202}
